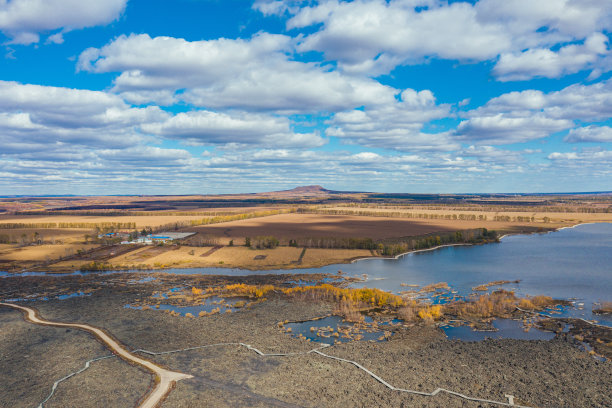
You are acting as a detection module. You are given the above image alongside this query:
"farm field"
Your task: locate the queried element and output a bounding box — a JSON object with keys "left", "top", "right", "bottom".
{"left": 321, "top": 205, "right": 612, "bottom": 224}
{"left": 189, "top": 213, "right": 459, "bottom": 241}
{"left": 0, "top": 214, "right": 212, "bottom": 229}
{"left": 0, "top": 190, "right": 610, "bottom": 273}
{"left": 186, "top": 212, "right": 567, "bottom": 244}
{"left": 104, "top": 246, "right": 309, "bottom": 270}
{"left": 0, "top": 244, "right": 98, "bottom": 262}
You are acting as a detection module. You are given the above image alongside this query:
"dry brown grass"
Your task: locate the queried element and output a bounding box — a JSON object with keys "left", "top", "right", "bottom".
{"left": 0, "top": 243, "right": 97, "bottom": 261}
{"left": 300, "top": 248, "right": 372, "bottom": 266}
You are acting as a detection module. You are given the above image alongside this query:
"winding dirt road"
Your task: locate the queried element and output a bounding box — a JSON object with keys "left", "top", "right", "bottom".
{"left": 0, "top": 302, "right": 192, "bottom": 408}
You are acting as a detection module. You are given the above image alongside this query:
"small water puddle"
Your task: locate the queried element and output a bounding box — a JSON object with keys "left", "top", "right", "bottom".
{"left": 441, "top": 318, "right": 555, "bottom": 341}
{"left": 57, "top": 291, "right": 91, "bottom": 300}
{"left": 125, "top": 296, "right": 245, "bottom": 317}
{"left": 283, "top": 316, "right": 392, "bottom": 344}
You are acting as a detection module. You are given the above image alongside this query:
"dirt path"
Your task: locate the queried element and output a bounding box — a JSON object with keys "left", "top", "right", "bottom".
{"left": 200, "top": 245, "right": 223, "bottom": 257}
{"left": 0, "top": 302, "right": 192, "bottom": 408}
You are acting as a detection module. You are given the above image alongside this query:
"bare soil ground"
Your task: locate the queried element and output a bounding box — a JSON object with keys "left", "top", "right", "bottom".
{"left": 186, "top": 212, "right": 599, "bottom": 246}
{"left": 188, "top": 213, "right": 463, "bottom": 241}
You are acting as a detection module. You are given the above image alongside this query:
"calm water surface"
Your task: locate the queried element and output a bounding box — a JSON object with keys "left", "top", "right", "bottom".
{"left": 137, "top": 223, "right": 610, "bottom": 325}
{"left": 3, "top": 223, "right": 611, "bottom": 327}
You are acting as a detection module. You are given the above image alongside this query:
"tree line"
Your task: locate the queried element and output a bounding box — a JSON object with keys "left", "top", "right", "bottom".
{"left": 0, "top": 222, "right": 137, "bottom": 230}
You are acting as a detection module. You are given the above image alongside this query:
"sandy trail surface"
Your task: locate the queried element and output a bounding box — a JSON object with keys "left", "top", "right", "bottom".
{"left": 0, "top": 302, "right": 192, "bottom": 408}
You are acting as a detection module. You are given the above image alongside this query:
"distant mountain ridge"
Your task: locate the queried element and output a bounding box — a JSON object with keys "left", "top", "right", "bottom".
{"left": 274, "top": 185, "right": 331, "bottom": 195}
{"left": 268, "top": 185, "right": 337, "bottom": 197}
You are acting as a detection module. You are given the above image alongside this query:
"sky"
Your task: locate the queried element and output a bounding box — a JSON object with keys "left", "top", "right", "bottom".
{"left": 1, "top": 0, "right": 612, "bottom": 195}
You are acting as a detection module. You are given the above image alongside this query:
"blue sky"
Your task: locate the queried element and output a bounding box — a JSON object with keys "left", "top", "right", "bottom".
{"left": 1, "top": 0, "right": 611, "bottom": 195}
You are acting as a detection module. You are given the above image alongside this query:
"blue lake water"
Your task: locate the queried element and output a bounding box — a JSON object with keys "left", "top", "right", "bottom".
{"left": 3, "top": 223, "right": 611, "bottom": 328}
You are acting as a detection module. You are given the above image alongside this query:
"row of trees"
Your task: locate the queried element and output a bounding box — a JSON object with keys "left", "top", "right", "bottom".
{"left": 0, "top": 221, "right": 137, "bottom": 230}
{"left": 245, "top": 236, "right": 280, "bottom": 249}
{"left": 376, "top": 228, "right": 499, "bottom": 256}
{"left": 0, "top": 232, "right": 44, "bottom": 245}
{"left": 297, "top": 207, "right": 490, "bottom": 221}
{"left": 298, "top": 207, "right": 556, "bottom": 223}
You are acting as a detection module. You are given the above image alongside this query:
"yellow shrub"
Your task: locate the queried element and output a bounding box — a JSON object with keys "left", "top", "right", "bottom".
{"left": 418, "top": 305, "right": 443, "bottom": 321}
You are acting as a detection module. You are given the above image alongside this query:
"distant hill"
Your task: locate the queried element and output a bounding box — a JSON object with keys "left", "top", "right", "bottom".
{"left": 266, "top": 185, "right": 335, "bottom": 196}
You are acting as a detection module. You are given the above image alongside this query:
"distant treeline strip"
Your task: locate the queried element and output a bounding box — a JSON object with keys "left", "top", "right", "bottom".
{"left": 297, "top": 207, "right": 541, "bottom": 223}
{"left": 0, "top": 222, "right": 137, "bottom": 229}
{"left": 15, "top": 210, "right": 249, "bottom": 217}
{"left": 322, "top": 202, "right": 612, "bottom": 214}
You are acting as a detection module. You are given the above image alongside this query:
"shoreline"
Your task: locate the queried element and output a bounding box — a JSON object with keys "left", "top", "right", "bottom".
{"left": 349, "top": 243, "right": 474, "bottom": 263}
{"left": 2, "top": 221, "right": 609, "bottom": 276}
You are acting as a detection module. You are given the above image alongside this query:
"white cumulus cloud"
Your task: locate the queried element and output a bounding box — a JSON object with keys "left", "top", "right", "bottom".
{"left": 0, "top": 0, "right": 127, "bottom": 44}
{"left": 142, "top": 110, "right": 326, "bottom": 148}
{"left": 78, "top": 33, "right": 396, "bottom": 113}
{"left": 564, "top": 126, "right": 612, "bottom": 143}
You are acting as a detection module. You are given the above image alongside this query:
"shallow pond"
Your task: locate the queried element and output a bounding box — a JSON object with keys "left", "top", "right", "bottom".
{"left": 125, "top": 296, "right": 243, "bottom": 316}
{"left": 284, "top": 315, "right": 391, "bottom": 344}
{"left": 441, "top": 319, "right": 556, "bottom": 341}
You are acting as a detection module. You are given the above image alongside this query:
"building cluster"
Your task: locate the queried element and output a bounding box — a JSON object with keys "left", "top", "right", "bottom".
{"left": 98, "top": 231, "right": 195, "bottom": 244}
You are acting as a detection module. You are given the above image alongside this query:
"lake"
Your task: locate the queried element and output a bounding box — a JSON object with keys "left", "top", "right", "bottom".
{"left": 3, "top": 223, "right": 611, "bottom": 327}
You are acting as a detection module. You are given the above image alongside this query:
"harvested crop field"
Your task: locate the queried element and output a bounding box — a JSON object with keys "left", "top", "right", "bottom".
{"left": 0, "top": 244, "right": 97, "bottom": 262}
{"left": 188, "top": 213, "right": 464, "bottom": 241}
{"left": 107, "top": 246, "right": 306, "bottom": 270}
{"left": 186, "top": 213, "right": 559, "bottom": 245}
{"left": 0, "top": 228, "right": 87, "bottom": 243}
